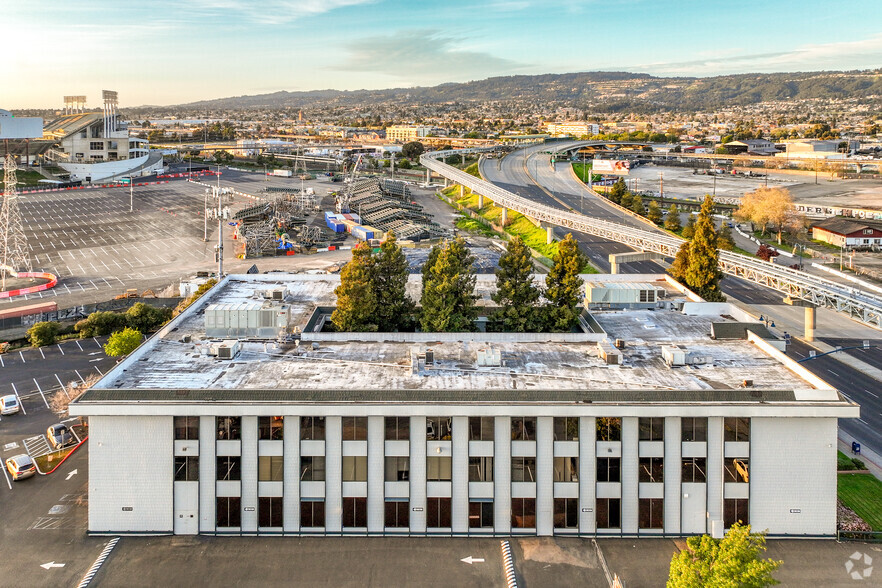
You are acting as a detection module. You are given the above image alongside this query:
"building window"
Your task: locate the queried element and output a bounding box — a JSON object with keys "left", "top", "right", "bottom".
{"left": 385, "top": 500, "right": 409, "bottom": 528}
{"left": 342, "top": 497, "right": 368, "bottom": 528}
{"left": 468, "top": 457, "right": 493, "bottom": 482}
{"left": 639, "top": 498, "right": 664, "bottom": 529}
{"left": 468, "top": 417, "right": 494, "bottom": 441}
{"left": 469, "top": 501, "right": 494, "bottom": 529}
{"left": 724, "top": 418, "right": 750, "bottom": 442}
{"left": 258, "top": 456, "right": 283, "bottom": 481}
{"left": 216, "top": 417, "right": 241, "bottom": 440}
{"left": 426, "top": 456, "right": 452, "bottom": 481}
{"left": 342, "top": 417, "right": 368, "bottom": 441}
{"left": 384, "top": 417, "right": 409, "bottom": 441}
{"left": 174, "top": 416, "right": 199, "bottom": 440}
{"left": 300, "top": 417, "right": 325, "bottom": 441}
{"left": 553, "top": 457, "right": 579, "bottom": 482}
{"left": 258, "top": 496, "right": 283, "bottom": 528}
{"left": 342, "top": 456, "right": 367, "bottom": 481}
{"left": 511, "top": 457, "right": 536, "bottom": 482}
{"left": 596, "top": 498, "right": 621, "bottom": 529}
{"left": 597, "top": 418, "right": 622, "bottom": 442}
{"left": 682, "top": 458, "right": 707, "bottom": 483}
{"left": 681, "top": 418, "right": 707, "bottom": 442}
{"left": 300, "top": 456, "right": 325, "bottom": 481}
{"left": 553, "top": 417, "right": 579, "bottom": 441}
{"left": 511, "top": 498, "right": 536, "bottom": 529}
{"left": 89, "top": 141, "right": 104, "bottom": 151}
{"left": 427, "top": 497, "right": 451, "bottom": 528}
{"left": 426, "top": 417, "right": 452, "bottom": 440}
{"left": 174, "top": 456, "right": 199, "bottom": 481}
{"left": 384, "top": 456, "right": 410, "bottom": 481}
{"left": 724, "top": 458, "right": 749, "bottom": 483}
{"left": 216, "top": 497, "right": 241, "bottom": 528}
{"left": 638, "top": 417, "right": 664, "bottom": 441}
{"left": 639, "top": 457, "right": 664, "bottom": 483}
{"left": 300, "top": 500, "right": 325, "bottom": 527}
{"left": 511, "top": 417, "right": 536, "bottom": 441}
{"left": 554, "top": 498, "right": 578, "bottom": 529}
{"left": 216, "top": 456, "right": 241, "bottom": 481}
{"left": 258, "top": 417, "right": 283, "bottom": 440}
{"left": 724, "top": 499, "right": 749, "bottom": 527}
{"left": 597, "top": 458, "right": 621, "bottom": 483}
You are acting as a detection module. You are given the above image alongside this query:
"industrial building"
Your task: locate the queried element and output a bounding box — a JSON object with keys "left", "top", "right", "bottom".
{"left": 70, "top": 273, "right": 858, "bottom": 538}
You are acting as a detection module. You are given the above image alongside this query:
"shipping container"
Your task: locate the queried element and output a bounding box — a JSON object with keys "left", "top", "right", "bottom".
{"left": 272, "top": 169, "right": 293, "bottom": 177}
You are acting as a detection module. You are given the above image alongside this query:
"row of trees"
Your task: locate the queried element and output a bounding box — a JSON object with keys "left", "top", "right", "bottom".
{"left": 606, "top": 179, "right": 736, "bottom": 250}
{"left": 331, "top": 233, "right": 588, "bottom": 333}
{"left": 25, "top": 302, "right": 172, "bottom": 350}
{"left": 734, "top": 187, "right": 804, "bottom": 245}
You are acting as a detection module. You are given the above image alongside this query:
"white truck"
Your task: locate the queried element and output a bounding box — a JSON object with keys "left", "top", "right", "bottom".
{"left": 272, "top": 169, "right": 293, "bottom": 177}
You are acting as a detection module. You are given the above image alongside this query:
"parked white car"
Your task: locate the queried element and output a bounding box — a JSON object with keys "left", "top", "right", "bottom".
{"left": 0, "top": 394, "right": 20, "bottom": 415}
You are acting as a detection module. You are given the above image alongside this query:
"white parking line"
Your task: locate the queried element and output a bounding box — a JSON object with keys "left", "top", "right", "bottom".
{"left": 1, "top": 463, "right": 11, "bottom": 490}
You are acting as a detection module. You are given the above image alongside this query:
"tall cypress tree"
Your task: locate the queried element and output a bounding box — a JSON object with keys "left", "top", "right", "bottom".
{"left": 685, "top": 195, "right": 725, "bottom": 301}
{"left": 664, "top": 203, "right": 682, "bottom": 232}
{"left": 331, "top": 243, "right": 377, "bottom": 331}
{"left": 373, "top": 232, "right": 415, "bottom": 331}
{"left": 492, "top": 236, "right": 541, "bottom": 332}
{"left": 420, "top": 237, "right": 478, "bottom": 332}
{"left": 543, "top": 233, "right": 587, "bottom": 332}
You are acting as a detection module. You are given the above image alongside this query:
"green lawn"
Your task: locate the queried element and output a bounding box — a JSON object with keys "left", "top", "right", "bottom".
{"left": 839, "top": 473, "right": 882, "bottom": 530}
{"left": 838, "top": 450, "right": 866, "bottom": 471}
{"left": 441, "top": 184, "right": 599, "bottom": 272}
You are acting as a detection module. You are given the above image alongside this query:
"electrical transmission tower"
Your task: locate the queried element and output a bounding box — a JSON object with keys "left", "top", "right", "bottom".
{"left": 0, "top": 153, "right": 31, "bottom": 289}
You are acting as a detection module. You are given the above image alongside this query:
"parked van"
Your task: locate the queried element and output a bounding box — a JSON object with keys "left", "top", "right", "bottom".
{"left": 0, "top": 394, "right": 20, "bottom": 415}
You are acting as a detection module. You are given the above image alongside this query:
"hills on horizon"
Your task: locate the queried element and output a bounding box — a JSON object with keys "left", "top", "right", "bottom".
{"left": 170, "top": 69, "right": 882, "bottom": 114}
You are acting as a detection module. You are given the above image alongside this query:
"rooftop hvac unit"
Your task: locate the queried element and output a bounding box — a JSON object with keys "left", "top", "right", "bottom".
{"left": 476, "top": 347, "right": 501, "bottom": 367}
{"left": 210, "top": 340, "right": 240, "bottom": 360}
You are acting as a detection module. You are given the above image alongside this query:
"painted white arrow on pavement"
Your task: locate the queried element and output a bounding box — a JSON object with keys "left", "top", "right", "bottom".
{"left": 461, "top": 556, "right": 485, "bottom": 565}
{"left": 66, "top": 469, "right": 78, "bottom": 480}
{"left": 40, "top": 562, "right": 65, "bottom": 570}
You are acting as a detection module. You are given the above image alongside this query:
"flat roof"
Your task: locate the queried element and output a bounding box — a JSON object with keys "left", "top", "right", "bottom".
{"left": 77, "top": 274, "right": 842, "bottom": 406}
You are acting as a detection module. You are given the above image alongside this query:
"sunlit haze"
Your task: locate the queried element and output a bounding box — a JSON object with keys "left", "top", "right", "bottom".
{"left": 6, "top": 0, "right": 882, "bottom": 109}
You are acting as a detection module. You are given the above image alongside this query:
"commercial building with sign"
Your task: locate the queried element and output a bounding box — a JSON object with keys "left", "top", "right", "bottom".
{"left": 70, "top": 273, "right": 857, "bottom": 538}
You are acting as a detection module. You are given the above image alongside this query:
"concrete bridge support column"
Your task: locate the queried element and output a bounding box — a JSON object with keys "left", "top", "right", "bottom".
{"left": 805, "top": 305, "right": 816, "bottom": 342}
{"left": 459, "top": 184, "right": 464, "bottom": 200}
{"left": 610, "top": 260, "right": 619, "bottom": 275}
{"left": 546, "top": 225, "right": 554, "bottom": 245}
{"left": 426, "top": 169, "right": 431, "bottom": 185}
{"left": 500, "top": 207, "right": 508, "bottom": 226}
{"left": 477, "top": 193, "right": 484, "bottom": 208}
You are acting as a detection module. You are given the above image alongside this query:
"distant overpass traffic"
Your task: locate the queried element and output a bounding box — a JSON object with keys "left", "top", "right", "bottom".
{"left": 421, "top": 146, "right": 882, "bottom": 329}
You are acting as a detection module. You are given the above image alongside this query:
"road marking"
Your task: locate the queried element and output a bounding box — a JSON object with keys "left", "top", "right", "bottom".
{"left": 75, "top": 340, "right": 83, "bottom": 351}
{"left": 40, "top": 562, "right": 65, "bottom": 570}
{"left": 827, "top": 370, "right": 840, "bottom": 377}
{"left": 39, "top": 348, "right": 45, "bottom": 359}
{"left": 461, "top": 556, "right": 485, "bottom": 564}
{"left": 19, "top": 350, "right": 25, "bottom": 363}
{"left": 57, "top": 344, "right": 64, "bottom": 355}
{"left": 865, "top": 390, "right": 880, "bottom": 399}
{"left": 4, "top": 441, "right": 19, "bottom": 451}
{"left": 66, "top": 469, "right": 78, "bottom": 480}
{"left": 1, "top": 461, "right": 11, "bottom": 490}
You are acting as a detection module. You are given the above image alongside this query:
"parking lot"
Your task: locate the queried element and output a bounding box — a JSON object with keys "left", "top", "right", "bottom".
{"left": 1, "top": 336, "right": 110, "bottom": 415}
{"left": 1, "top": 169, "right": 346, "bottom": 312}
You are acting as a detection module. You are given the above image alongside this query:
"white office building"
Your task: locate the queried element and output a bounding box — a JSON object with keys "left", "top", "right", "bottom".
{"left": 70, "top": 274, "right": 858, "bottom": 537}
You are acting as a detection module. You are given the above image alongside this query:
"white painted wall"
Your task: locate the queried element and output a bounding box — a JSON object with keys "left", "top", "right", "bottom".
{"left": 751, "top": 417, "right": 837, "bottom": 535}
{"left": 89, "top": 415, "right": 173, "bottom": 533}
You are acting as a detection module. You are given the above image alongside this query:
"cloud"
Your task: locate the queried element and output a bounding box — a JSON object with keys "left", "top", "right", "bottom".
{"left": 631, "top": 34, "right": 882, "bottom": 76}
{"left": 335, "top": 29, "right": 527, "bottom": 84}
{"left": 187, "top": 0, "right": 375, "bottom": 24}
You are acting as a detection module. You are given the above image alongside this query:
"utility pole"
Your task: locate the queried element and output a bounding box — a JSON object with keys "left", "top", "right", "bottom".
{"left": 129, "top": 177, "right": 133, "bottom": 213}
{"left": 217, "top": 187, "right": 224, "bottom": 277}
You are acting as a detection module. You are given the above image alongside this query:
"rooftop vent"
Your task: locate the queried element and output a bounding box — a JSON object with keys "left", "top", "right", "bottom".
{"left": 476, "top": 347, "right": 501, "bottom": 367}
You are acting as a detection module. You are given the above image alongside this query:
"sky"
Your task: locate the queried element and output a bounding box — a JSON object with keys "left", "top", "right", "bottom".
{"left": 5, "top": 0, "right": 882, "bottom": 109}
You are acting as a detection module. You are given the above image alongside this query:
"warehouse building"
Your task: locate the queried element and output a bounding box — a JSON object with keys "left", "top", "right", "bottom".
{"left": 70, "top": 273, "right": 858, "bottom": 538}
